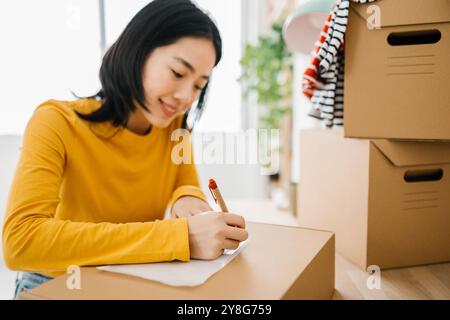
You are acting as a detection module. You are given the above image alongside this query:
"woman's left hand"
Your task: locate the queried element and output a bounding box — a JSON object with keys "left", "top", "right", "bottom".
{"left": 171, "top": 196, "right": 213, "bottom": 219}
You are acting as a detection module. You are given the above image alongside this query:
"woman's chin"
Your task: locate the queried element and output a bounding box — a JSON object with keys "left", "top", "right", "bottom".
{"left": 150, "top": 116, "right": 175, "bottom": 128}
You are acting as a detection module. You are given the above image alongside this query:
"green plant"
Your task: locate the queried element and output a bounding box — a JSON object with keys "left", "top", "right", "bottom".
{"left": 239, "top": 20, "right": 293, "bottom": 129}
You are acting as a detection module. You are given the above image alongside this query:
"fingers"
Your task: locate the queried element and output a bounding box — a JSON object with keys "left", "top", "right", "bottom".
{"left": 224, "top": 225, "right": 248, "bottom": 242}
{"left": 222, "top": 213, "right": 246, "bottom": 229}
{"left": 223, "top": 239, "right": 240, "bottom": 250}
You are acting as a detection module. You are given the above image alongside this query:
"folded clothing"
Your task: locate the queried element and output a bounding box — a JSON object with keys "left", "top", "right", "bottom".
{"left": 302, "top": 0, "right": 377, "bottom": 127}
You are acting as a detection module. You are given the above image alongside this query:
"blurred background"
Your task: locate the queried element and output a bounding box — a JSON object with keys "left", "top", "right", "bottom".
{"left": 0, "top": 0, "right": 333, "bottom": 299}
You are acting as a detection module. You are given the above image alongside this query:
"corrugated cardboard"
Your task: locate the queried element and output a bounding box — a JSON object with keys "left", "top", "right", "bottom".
{"left": 19, "top": 222, "right": 335, "bottom": 300}
{"left": 297, "top": 128, "right": 450, "bottom": 270}
{"left": 344, "top": 0, "right": 450, "bottom": 140}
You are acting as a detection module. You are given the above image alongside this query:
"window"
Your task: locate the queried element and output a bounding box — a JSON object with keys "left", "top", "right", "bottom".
{"left": 0, "top": 0, "right": 101, "bottom": 134}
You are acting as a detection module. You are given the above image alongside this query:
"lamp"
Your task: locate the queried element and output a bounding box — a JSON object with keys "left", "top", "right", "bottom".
{"left": 283, "top": 0, "right": 336, "bottom": 54}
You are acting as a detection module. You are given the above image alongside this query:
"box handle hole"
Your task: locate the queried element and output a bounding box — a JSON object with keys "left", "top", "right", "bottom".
{"left": 388, "top": 29, "right": 441, "bottom": 46}
{"left": 404, "top": 169, "right": 443, "bottom": 183}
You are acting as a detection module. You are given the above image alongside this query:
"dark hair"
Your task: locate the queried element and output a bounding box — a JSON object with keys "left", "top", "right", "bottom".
{"left": 75, "top": 0, "right": 222, "bottom": 131}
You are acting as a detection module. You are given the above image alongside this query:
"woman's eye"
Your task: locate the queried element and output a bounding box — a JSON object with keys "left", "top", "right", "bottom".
{"left": 195, "top": 85, "right": 204, "bottom": 91}
{"left": 171, "top": 69, "right": 183, "bottom": 78}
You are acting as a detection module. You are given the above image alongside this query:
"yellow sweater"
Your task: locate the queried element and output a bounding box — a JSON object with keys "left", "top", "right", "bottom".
{"left": 2, "top": 99, "right": 207, "bottom": 277}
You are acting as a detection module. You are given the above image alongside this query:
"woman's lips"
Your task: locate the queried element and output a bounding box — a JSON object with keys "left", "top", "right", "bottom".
{"left": 159, "top": 99, "right": 176, "bottom": 117}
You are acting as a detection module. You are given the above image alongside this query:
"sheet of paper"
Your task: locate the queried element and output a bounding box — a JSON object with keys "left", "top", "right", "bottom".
{"left": 97, "top": 240, "right": 249, "bottom": 287}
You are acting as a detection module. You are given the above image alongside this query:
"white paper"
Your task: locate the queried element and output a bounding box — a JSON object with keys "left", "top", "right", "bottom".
{"left": 97, "top": 240, "right": 249, "bottom": 287}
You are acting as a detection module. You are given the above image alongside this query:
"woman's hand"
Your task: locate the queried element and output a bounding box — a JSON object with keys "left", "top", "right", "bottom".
{"left": 186, "top": 212, "right": 248, "bottom": 260}
{"left": 171, "top": 196, "right": 213, "bottom": 219}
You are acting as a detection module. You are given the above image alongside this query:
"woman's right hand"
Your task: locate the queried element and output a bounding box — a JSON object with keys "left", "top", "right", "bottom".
{"left": 186, "top": 212, "right": 248, "bottom": 260}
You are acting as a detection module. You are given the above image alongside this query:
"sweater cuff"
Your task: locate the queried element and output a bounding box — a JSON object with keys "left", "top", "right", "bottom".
{"left": 174, "top": 217, "right": 190, "bottom": 262}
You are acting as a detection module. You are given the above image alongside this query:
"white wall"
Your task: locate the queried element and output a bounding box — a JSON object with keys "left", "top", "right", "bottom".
{"left": 0, "top": 135, "right": 22, "bottom": 300}
{"left": 194, "top": 0, "right": 243, "bottom": 132}
{"left": 0, "top": 135, "right": 22, "bottom": 244}
{"left": 0, "top": 0, "right": 102, "bottom": 135}
{"left": 291, "top": 53, "right": 322, "bottom": 183}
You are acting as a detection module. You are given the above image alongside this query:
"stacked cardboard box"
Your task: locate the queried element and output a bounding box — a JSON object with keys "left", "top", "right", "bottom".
{"left": 297, "top": 0, "right": 450, "bottom": 270}
{"left": 344, "top": 0, "right": 450, "bottom": 140}
{"left": 297, "top": 128, "right": 450, "bottom": 270}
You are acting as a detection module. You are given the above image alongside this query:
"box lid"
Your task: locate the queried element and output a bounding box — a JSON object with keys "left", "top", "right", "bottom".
{"left": 371, "top": 140, "right": 450, "bottom": 167}
{"left": 352, "top": 0, "right": 450, "bottom": 28}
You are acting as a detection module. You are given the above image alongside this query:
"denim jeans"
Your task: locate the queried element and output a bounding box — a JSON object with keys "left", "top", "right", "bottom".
{"left": 13, "top": 272, "right": 54, "bottom": 300}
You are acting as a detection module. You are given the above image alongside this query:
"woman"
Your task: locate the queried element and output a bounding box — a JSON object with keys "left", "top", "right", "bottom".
{"left": 3, "top": 0, "right": 248, "bottom": 299}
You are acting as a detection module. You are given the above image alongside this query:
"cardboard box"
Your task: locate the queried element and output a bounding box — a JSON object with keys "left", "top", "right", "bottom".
{"left": 344, "top": 0, "right": 450, "bottom": 140}
{"left": 297, "top": 128, "right": 450, "bottom": 270}
{"left": 19, "top": 222, "right": 335, "bottom": 300}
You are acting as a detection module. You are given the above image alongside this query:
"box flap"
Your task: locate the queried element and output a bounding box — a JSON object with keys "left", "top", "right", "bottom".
{"left": 352, "top": 0, "right": 450, "bottom": 28}
{"left": 371, "top": 140, "right": 450, "bottom": 167}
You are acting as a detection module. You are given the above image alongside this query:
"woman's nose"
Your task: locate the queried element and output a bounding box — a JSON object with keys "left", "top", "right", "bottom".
{"left": 173, "top": 83, "right": 195, "bottom": 106}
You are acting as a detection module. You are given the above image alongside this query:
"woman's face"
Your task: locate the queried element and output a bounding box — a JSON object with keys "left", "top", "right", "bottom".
{"left": 138, "top": 37, "right": 216, "bottom": 128}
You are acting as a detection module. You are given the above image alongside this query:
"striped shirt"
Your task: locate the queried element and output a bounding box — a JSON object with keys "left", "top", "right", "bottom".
{"left": 302, "top": 0, "right": 377, "bottom": 127}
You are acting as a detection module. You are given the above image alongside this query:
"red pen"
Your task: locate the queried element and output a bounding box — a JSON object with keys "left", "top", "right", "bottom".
{"left": 208, "top": 178, "right": 229, "bottom": 213}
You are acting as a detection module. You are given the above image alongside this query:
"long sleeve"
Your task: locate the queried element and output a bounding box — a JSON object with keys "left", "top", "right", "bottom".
{"left": 2, "top": 106, "right": 190, "bottom": 276}
{"left": 168, "top": 128, "right": 207, "bottom": 207}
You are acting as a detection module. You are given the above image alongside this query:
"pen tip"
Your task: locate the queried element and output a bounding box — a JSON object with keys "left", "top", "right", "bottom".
{"left": 208, "top": 179, "right": 217, "bottom": 189}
